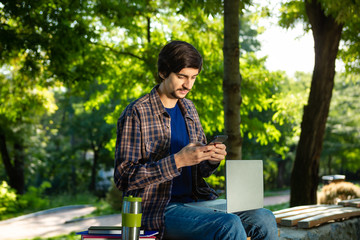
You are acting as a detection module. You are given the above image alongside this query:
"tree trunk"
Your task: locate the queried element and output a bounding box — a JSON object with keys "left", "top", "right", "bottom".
{"left": 0, "top": 133, "right": 25, "bottom": 194}
{"left": 89, "top": 147, "right": 99, "bottom": 191}
{"left": 290, "top": 0, "right": 343, "bottom": 206}
{"left": 223, "top": 0, "right": 242, "bottom": 160}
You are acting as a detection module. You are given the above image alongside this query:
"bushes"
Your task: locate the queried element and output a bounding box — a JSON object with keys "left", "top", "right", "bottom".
{"left": 318, "top": 181, "right": 360, "bottom": 204}
{"left": 18, "top": 181, "right": 51, "bottom": 210}
{"left": 0, "top": 181, "right": 18, "bottom": 216}
{"left": 0, "top": 180, "right": 51, "bottom": 220}
{"left": 106, "top": 182, "right": 123, "bottom": 211}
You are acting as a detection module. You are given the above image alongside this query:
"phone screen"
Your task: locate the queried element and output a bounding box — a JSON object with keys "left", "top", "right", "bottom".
{"left": 207, "top": 135, "right": 228, "bottom": 145}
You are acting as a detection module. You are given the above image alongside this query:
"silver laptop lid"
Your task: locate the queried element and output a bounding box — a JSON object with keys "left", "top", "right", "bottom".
{"left": 225, "top": 160, "right": 264, "bottom": 212}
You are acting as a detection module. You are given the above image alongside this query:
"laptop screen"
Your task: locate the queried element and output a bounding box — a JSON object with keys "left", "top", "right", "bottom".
{"left": 226, "top": 160, "right": 264, "bottom": 212}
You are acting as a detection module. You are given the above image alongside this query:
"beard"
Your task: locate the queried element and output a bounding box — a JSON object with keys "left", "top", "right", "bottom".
{"left": 170, "top": 88, "right": 190, "bottom": 99}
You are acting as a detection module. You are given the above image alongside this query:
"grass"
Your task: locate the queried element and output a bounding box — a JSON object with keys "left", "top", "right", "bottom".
{"left": 47, "top": 192, "right": 99, "bottom": 208}
{"left": 71, "top": 200, "right": 120, "bottom": 220}
{"left": 264, "top": 188, "right": 290, "bottom": 197}
{"left": 28, "top": 232, "right": 79, "bottom": 240}
{"left": 265, "top": 202, "right": 290, "bottom": 211}
{"left": 47, "top": 192, "right": 120, "bottom": 220}
{"left": 2, "top": 192, "right": 116, "bottom": 221}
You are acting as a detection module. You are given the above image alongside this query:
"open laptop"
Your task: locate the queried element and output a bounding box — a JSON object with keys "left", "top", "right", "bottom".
{"left": 186, "top": 160, "right": 264, "bottom": 213}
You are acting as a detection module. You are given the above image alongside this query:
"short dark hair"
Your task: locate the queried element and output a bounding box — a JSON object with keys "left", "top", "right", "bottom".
{"left": 157, "top": 40, "right": 203, "bottom": 82}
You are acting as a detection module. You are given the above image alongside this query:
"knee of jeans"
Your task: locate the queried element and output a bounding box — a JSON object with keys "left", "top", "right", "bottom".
{"left": 215, "top": 214, "right": 245, "bottom": 239}
{"left": 220, "top": 213, "right": 243, "bottom": 230}
{"left": 253, "top": 208, "right": 278, "bottom": 237}
{"left": 257, "top": 208, "right": 276, "bottom": 224}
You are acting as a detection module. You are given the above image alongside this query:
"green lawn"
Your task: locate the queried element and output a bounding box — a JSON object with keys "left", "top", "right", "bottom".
{"left": 28, "top": 232, "right": 79, "bottom": 240}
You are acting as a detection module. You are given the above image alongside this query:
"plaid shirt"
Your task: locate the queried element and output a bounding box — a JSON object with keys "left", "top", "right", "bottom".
{"left": 114, "top": 85, "right": 219, "bottom": 236}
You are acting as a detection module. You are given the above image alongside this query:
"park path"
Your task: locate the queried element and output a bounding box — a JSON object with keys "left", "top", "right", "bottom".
{"left": 0, "top": 194, "right": 289, "bottom": 240}
{"left": 0, "top": 205, "right": 122, "bottom": 240}
{"left": 263, "top": 192, "right": 290, "bottom": 206}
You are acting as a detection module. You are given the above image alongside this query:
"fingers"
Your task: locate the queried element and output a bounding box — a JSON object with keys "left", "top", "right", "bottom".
{"left": 197, "top": 143, "right": 227, "bottom": 159}
{"left": 210, "top": 143, "right": 227, "bottom": 161}
{"left": 175, "top": 142, "right": 227, "bottom": 169}
{"left": 210, "top": 152, "right": 226, "bottom": 161}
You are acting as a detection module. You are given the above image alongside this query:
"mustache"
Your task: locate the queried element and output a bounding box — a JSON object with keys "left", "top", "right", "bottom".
{"left": 177, "top": 87, "right": 190, "bottom": 91}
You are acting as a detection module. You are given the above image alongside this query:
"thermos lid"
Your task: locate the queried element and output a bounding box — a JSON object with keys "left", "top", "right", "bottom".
{"left": 124, "top": 195, "right": 142, "bottom": 202}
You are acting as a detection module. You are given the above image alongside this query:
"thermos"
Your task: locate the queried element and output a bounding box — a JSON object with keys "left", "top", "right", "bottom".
{"left": 122, "top": 195, "right": 142, "bottom": 240}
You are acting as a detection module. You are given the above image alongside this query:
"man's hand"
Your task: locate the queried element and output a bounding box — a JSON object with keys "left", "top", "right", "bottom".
{"left": 208, "top": 143, "right": 227, "bottom": 165}
{"left": 174, "top": 143, "right": 227, "bottom": 169}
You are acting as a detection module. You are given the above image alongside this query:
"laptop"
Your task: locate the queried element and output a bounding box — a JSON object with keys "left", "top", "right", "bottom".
{"left": 186, "top": 160, "right": 264, "bottom": 213}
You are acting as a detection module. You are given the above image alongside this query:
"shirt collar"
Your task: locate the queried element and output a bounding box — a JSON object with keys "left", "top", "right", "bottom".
{"left": 149, "top": 85, "right": 166, "bottom": 116}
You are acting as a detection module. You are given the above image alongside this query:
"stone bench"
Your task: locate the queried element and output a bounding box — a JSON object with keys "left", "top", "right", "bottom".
{"left": 273, "top": 198, "right": 360, "bottom": 239}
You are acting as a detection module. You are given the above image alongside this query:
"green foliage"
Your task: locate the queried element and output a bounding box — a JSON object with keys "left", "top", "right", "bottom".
{"left": 320, "top": 73, "right": 360, "bottom": 176}
{"left": 0, "top": 181, "right": 51, "bottom": 219}
{"left": 278, "top": 0, "right": 360, "bottom": 73}
{"left": 278, "top": 0, "right": 307, "bottom": 29}
{"left": 91, "top": 199, "right": 121, "bottom": 216}
{"left": 74, "top": 198, "right": 121, "bottom": 220}
{"left": 264, "top": 202, "right": 289, "bottom": 211}
{"left": 18, "top": 181, "right": 51, "bottom": 210}
{"left": 30, "top": 232, "right": 79, "bottom": 240}
{"left": 0, "top": 181, "right": 17, "bottom": 215}
{"left": 106, "top": 182, "right": 123, "bottom": 211}
{"left": 0, "top": 0, "right": 359, "bottom": 206}
{"left": 0, "top": 0, "right": 296, "bottom": 212}
{"left": 263, "top": 160, "right": 278, "bottom": 190}
{"left": 47, "top": 192, "right": 97, "bottom": 208}
{"left": 205, "top": 175, "right": 226, "bottom": 191}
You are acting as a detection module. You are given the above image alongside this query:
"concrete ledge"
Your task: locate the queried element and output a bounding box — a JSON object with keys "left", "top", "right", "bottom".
{"left": 279, "top": 217, "right": 360, "bottom": 240}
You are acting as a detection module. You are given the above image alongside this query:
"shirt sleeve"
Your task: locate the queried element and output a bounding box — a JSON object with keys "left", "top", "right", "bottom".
{"left": 114, "top": 107, "right": 180, "bottom": 192}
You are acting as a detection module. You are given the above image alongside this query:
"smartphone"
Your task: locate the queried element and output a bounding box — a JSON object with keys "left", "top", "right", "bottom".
{"left": 207, "top": 135, "right": 228, "bottom": 145}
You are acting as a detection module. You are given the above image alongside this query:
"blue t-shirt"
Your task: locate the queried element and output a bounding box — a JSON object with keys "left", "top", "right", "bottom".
{"left": 166, "top": 103, "right": 193, "bottom": 203}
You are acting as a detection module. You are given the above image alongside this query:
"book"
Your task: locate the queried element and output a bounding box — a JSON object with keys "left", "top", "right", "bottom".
{"left": 82, "top": 236, "right": 156, "bottom": 240}
{"left": 76, "top": 230, "right": 158, "bottom": 240}
{"left": 88, "top": 226, "right": 144, "bottom": 235}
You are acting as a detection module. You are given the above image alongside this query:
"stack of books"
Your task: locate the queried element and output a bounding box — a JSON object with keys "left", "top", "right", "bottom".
{"left": 77, "top": 226, "right": 158, "bottom": 240}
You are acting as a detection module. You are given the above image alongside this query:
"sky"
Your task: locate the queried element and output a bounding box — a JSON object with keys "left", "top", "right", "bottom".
{"left": 253, "top": 0, "right": 315, "bottom": 78}
{"left": 257, "top": 24, "right": 315, "bottom": 77}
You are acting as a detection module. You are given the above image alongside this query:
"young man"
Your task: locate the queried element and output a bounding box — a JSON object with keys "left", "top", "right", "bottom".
{"left": 114, "top": 41, "right": 278, "bottom": 239}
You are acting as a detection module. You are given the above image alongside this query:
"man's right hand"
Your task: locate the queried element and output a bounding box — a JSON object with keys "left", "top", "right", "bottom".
{"left": 174, "top": 143, "right": 218, "bottom": 169}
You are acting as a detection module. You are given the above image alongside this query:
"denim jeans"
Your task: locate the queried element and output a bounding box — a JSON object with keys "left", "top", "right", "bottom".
{"left": 163, "top": 202, "right": 278, "bottom": 240}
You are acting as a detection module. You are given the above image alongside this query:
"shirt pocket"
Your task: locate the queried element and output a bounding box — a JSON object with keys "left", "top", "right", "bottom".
{"left": 145, "top": 139, "right": 169, "bottom": 162}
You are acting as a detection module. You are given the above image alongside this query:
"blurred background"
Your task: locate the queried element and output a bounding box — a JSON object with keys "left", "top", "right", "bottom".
{"left": 0, "top": 0, "right": 359, "bottom": 239}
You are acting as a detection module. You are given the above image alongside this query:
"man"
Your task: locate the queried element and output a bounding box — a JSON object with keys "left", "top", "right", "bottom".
{"left": 114, "top": 40, "right": 278, "bottom": 239}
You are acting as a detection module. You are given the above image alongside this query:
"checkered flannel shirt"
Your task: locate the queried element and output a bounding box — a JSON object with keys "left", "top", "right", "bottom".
{"left": 114, "top": 85, "right": 219, "bottom": 236}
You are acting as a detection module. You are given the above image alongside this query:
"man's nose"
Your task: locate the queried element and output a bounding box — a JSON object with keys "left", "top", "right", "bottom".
{"left": 183, "top": 78, "right": 193, "bottom": 89}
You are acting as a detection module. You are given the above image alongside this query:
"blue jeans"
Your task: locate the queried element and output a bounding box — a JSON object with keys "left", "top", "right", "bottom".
{"left": 163, "top": 202, "right": 278, "bottom": 240}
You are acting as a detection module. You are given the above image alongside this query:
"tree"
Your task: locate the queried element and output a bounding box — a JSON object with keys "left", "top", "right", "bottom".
{"left": 321, "top": 74, "right": 360, "bottom": 177}
{"left": 69, "top": 82, "right": 115, "bottom": 192}
{"left": 0, "top": 0, "right": 298, "bottom": 195}
{"left": 223, "top": 0, "right": 242, "bottom": 159}
{"left": 0, "top": 62, "right": 57, "bottom": 194}
{"left": 0, "top": 0, "right": 100, "bottom": 193}
{"left": 279, "top": 0, "right": 360, "bottom": 206}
